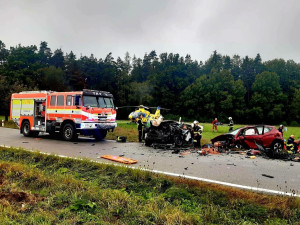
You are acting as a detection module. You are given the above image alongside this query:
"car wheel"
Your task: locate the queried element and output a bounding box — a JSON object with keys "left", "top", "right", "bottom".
{"left": 234, "top": 142, "right": 243, "bottom": 149}
{"left": 174, "top": 135, "right": 183, "bottom": 147}
{"left": 62, "top": 123, "right": 77, "bottom": 141}
{"left": 22, "top": 121, "right": 31, "bottom": 137}
{"left": 272, "top": 141, "right": 283, "bottom": 154}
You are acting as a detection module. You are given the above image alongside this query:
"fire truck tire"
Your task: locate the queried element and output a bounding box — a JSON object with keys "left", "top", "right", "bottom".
{"left": 22, "top": 121, "right": 32, "bottom": 137}
{"left": 62, "top": 123, "right": 78, "bottom": 141}
{"left": 93, "top": 130, "right": 107, "bottom": 141}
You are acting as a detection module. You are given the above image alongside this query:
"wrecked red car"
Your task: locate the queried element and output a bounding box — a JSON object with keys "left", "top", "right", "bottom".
{"left": 211, "top": 125, "right": 284, "bottom": 156}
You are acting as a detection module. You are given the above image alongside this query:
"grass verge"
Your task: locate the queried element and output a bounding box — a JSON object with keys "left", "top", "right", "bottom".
{"left": 0, "top": 146, "right": 299, "bottom": 224}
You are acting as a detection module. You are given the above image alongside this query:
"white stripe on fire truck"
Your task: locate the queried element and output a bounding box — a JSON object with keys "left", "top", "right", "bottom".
{"left": 45, "top": 109, "right": 115, "bottom": 120}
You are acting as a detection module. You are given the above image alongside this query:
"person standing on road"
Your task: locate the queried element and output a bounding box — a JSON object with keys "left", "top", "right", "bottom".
{"left": 212, "top": 118, "right": 218, "bottom": 132}
{"left": 228, "top": 117, "right": 234, "bottom": 132}
{"left": 137, "top": 114, "right": 145, "bottom": 142}
{"left": 192, "top": 121, "right": 203, "bottom": 148}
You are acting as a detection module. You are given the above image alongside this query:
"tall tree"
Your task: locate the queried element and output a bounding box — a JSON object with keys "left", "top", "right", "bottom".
{"left": 249, "top": 71, "right": 286, "bottom": 123}
{"left": 38, "top": 41, "right": 52, "bottom": 66}
{"left": 0, "top": 40, "right": 9, "bottom": 65}
{"left": 51, "top": 49, "right": 65, "bottom": 68}
{"left": 240, "top": 56, "right": 255, "bottom": 103}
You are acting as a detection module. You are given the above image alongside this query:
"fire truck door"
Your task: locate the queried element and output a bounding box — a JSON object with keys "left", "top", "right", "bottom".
{"left": 72, "top": 95, "right": 82, "bottom": 122}
{"left": 66, "top": 95, "right": 77, "bottom": 120}
{"left": 11, "top": 99, "right": 21, "bottom": 126}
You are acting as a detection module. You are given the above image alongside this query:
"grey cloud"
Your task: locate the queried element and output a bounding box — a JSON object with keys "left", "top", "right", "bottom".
{"left": 1, "top": 0, "right": 300, "bottom": 61}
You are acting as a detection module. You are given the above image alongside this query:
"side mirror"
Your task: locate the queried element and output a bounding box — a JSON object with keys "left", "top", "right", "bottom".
{"left": 115, "top": 107, "right": 118, "bottom": 110}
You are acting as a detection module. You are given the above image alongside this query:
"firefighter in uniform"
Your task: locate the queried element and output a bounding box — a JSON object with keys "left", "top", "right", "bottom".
{"left": 192, "top": 121, "right": 202, "bottom": 148}
{"left": 286, "top": 135, "right": 298, "bottom": 153}
{"left": 137, "top": 114, "right": 145, "bottom": 142}
{"left": 228, "top": 117, "right": 234, "bottom": 132}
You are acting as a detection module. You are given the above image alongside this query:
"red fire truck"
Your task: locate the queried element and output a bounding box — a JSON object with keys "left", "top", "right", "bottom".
{"left": 10, "top": 89, "right": 117, "bottom": 141}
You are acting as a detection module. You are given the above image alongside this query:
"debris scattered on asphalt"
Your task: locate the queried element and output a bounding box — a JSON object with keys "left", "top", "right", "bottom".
{"left": 101, "top": 155, "right": 138, "bottom": 164}
{"left": 119, "top": 154, "right": 125, "bottom": 157}
{"left": 199, "top": 147, "right": 220, "bottom": 155}
{"left": 197, "top": 150, "right": 207, "bottom": 155}
{"left": 293, "top": 157, "right": 300, "bottom": 162}
{"left": 181, "top": 150, "right": 191, "bottom": 156}
{"left": 91, "top": 144, "right": 95, "bottom": 146}
{"left": 116, "top": 136, "right": 127, "bottom": 142}
{"left": 22, "top": 142, "right": 28, "bottom": 143}
{"left": 35, "top": 138, "right": 41, "bottom": 140}
{"left": 247, "top": 150, "right": 261, "bottom": 156}
{"left": 226, "top": 163, "right": 236, "bottom": 166}
{"left": 179, "top": 155, "right": 184, "bottom": 158}
{"left": 250, "top": 156, "right": 256, "bottom": 159}
{"left": 262, "top": 174, "right": 274, "bottom": 178}
{"left": 73, "top": 143, "right": 78, "bottom": 144}
{"left": 184, "top": 167, "right": 188, "bottom": 170}
{"left": 290, "top": 163, "right": 294, "bottom": 166}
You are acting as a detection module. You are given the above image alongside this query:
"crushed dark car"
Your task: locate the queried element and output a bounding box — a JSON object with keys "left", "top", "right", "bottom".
{"left": 143, "top": 120, "right": 193, "bottom": 148}
{"left": 211, "top": 125, "right": 284, "bottom": 157}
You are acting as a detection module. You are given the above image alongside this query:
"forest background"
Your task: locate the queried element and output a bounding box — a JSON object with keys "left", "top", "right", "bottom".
{"left": 0, "top": 40, "right": 299, "bottom": 125}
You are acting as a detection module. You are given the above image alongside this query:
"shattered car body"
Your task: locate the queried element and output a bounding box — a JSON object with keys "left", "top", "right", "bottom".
{"left": 211, "top": 125, "right": 284, "bottom": 156}
{"left": 144, "top": 120, "right": 193, "bottom": 147}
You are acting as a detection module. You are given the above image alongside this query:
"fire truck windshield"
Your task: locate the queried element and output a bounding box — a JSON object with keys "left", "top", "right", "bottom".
{"left": 83, "top": 95, "right": 114, "bottom": 108}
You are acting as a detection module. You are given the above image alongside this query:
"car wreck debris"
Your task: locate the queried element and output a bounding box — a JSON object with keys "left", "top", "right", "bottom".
{"left": 262, "top": 174, "right": 274, "bottom": 178}
{"left": 144, "top": 120, "right": 193, "bottom": 148}
{"left": 211, "top": 125, "right": 285, "bottom": 158}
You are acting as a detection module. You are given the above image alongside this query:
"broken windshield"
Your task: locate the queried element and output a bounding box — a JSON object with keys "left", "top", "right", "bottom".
{"left": 229, "top": 128, "right": 241, "bottom": 135}
{"left": 83, "top": 95, "right": 114, "bottom": 108}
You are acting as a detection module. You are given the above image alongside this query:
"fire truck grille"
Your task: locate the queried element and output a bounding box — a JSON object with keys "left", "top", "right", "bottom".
{"left": 98, "top": 114, "right": 107, "bottom": 121}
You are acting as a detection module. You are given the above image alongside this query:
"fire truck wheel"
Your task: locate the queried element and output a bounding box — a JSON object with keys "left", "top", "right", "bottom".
{"left": 62, "top": 123, "right": 78, "bottom": 141}
{"left": 93, "top": 130, "right": 107, "bottom": 141}
{"left": 22, "top": 121, "right": 31, "bottom": 137}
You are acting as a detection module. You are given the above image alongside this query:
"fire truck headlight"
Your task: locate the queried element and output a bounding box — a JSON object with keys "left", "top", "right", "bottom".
{"left": 75, "top": 118, "right": 82, "bottom": 123}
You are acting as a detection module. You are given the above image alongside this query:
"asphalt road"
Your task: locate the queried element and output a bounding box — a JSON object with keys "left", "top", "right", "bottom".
{"left": 0, "top": 127, "right": 299, "bottom": 196}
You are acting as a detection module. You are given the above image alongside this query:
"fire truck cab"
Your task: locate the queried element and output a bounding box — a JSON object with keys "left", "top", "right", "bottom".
{"left": 10, "top": 89, "right": 117, "bottom": 141}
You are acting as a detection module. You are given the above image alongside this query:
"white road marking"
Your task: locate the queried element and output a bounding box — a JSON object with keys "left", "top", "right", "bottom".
{"left": 0, "top": 144, "right": 299, "bottom": 197}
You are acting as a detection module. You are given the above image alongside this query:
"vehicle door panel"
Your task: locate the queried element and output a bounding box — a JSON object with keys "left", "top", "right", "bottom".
{"left": 243, "top": 127, "right": 262, "bottom": 149}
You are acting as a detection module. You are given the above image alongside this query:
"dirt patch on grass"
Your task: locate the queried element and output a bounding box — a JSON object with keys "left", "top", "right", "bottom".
{"left": 0, "top": 191, "right": 44, "bottom": 204}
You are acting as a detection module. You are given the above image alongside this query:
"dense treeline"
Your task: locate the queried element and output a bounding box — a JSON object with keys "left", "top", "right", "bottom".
{"left": 0, "top": 40, "right": 300, "bottom": 125}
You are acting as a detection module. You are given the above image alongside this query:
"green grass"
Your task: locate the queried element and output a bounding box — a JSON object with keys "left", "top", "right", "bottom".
{"left": 0, "top": 146, "right": 299, "bottom": 224}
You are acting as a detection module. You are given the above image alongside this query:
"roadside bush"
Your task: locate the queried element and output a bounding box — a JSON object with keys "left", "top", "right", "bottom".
{"left": 163, "top": 186, "right": 192, "bottom": 202}
{"left": 290, "top": 121, "right": 299, "bottom": 126}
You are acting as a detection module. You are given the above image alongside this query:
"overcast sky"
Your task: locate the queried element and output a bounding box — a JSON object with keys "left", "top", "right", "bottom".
{"left": 1, "top": 0, "right": 300, "bottom": 62}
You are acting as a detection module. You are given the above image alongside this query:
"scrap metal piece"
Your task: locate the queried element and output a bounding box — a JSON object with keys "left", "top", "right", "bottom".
{"left": 101, "top": 155, "right": 138, "bottom": 164}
